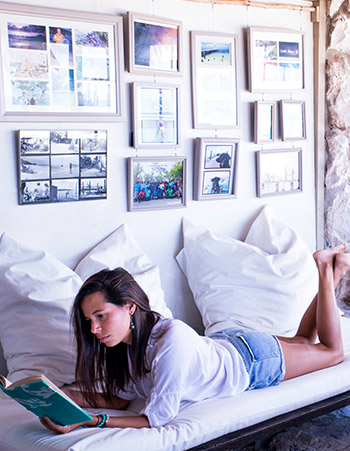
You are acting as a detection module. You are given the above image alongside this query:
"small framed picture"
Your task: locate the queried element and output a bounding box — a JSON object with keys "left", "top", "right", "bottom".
{"left": 18, "top": 129, "right": 107, "bottom": 204}
{"left": 132, "top": 82, "right": 180, "bottom": 149}
{"left": 128, "top": 156, "right": 186, "bottom": 211}
{"left": 256, "top": 148, "right": 302, "bottom": 197}
{"left": 280, "top": 100, "right": 306, "bottom": 141}
{"left": 191, "top": 31, "right": 238, "bottom": 129}
{"left": 247, "top": 27, "right": 305, "bottom": 92}
{"left": 128, "top": 12, "right": 182, "bottom": 76}
{"left": 254, "top": 101, "right": 276, "bottom": 144}
{"left": 194, "top": 137, "right": 239, "bottom": 200}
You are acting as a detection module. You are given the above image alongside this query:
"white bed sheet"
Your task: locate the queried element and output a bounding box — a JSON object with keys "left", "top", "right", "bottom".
{"left": 1, "top": 316, "right": 350, "bottom": 451}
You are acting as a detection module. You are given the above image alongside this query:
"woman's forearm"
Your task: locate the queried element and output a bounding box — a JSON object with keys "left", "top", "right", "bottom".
{"left": 63, "top": 388, "right": 129, "bottom": 410}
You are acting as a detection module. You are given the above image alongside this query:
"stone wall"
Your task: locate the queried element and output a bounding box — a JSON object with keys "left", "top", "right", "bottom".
{"left": 326, "top": 1, "right": 350, "bottom": 308}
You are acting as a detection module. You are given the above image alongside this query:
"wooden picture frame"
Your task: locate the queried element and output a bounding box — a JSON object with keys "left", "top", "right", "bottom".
{"left": 191, "top": 31, "right": 239, "bottom": 129}
{"left": 248, "top": 27, "right": 305, "bottom": 92}
{"left": 280, "top": 100, "right": 306, "bottom": 141}
{"left": 254, "top": 101, "right": 276, "bottom": 144}
{"left": 128, "top": 12, "right": 183, "bottom": 76}
{"left": 127, "top": 156, "right": 186, "bottom": 211}
{"left": 256, "top": 148, "right": 302, "bottom": 197}
{"left": 194, "top": 137, "right": 239, "bottom": 200}
{"left": 0, "top": 2, "right": 124, "bottom": 122}
{"left": 132, "top": 82, "right": 180, "bottom": 149}
{"left": 19, "top": 129, "right": 107, "bottom": 204}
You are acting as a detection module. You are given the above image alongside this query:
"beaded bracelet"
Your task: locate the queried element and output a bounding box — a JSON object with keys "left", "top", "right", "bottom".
{"left": 96, "top": 413, "right": 109, "bottom": 428}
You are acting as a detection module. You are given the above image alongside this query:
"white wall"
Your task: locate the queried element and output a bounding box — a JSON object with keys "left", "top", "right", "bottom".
{"left": 0, "top": 0, "right": 316, "bottom": 332}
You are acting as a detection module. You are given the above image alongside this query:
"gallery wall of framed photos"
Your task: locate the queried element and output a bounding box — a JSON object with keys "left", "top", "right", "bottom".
{"left": 0, "top": 0, "right": 317, "bottom": 323}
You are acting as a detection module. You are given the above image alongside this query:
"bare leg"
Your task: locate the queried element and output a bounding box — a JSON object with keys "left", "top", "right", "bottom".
{"left": 278, "top": 245, "right": 347, "bottom": 380}
{"left": 279, "top": 244, "right": 347, "bottom": 345}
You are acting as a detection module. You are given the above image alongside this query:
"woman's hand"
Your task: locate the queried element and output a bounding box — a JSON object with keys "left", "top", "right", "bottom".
{"left": 39, "top": 415, "right": 97, "bottom": 434}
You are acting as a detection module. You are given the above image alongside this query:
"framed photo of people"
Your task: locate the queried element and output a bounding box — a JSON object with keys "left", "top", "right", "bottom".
{"left": 128, "top": 12, "right": 183, "bottom": 76}
{"left": 256, "top": 148, "right": 302, "bottom": 197}
{"left": 194, "top": 137, "right": 239, "bottom": 201}
{"left": 132, "top": 82, "right": 180, "bottom": 149}
{"left": 247, "top": 27, "right": 305, "bottom": 92}
{"left": 18, "top": 129, "right": 107, "bottom": 204}
{"left": 127, "top": 156, "right": 186, "bottom": 212}
{"left": 0, "top": 4, "right": 124, "bottom": 121}
{"left": 191, "top": 31, "right": 239, "bottom": 129}
{"left": 280, "top": 100, "right": 306, "bottom": 141}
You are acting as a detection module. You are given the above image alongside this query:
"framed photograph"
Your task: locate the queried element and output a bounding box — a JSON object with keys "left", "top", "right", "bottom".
{"left": 256, "top": 148, "right": 302, "bottom": 197}
{"left": 280, "top": 100, "right": 306, "bottom": 141}
{"left": 128, "top": 12, "right": 182, "bottom": 76}
{"left": 191, "top": 31, "right": 238, "bottom": 129}
{"left": 132, "top": 82, "right": 180, "bottom": 149}
{"left": 254, "top": 101, "right": 275, "bottom": 144}
{"left": 0, "top": 3, "right": 124, "bottom": 121}
{"left": 248, "top": 27, "right": 305, "bottom": 92}
{"left": 128, "top": 156, "right": 186, "bottom": 211}
{"left": 18, "top": 129, "right": 107, "bottom": 204}
{"left": 194, "top": 137, "right": 239, "bottom": 200}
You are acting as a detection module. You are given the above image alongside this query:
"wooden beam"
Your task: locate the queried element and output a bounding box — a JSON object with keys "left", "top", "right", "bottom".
{"left": 183, "top": 0, "right": 316, "bottom": 12}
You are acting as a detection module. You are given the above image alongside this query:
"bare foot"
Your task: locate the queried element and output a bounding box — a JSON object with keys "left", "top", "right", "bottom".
{"left": 313, "top": 244, "right": 347, "bottom": 266}
{"left": 334, "top": 252, "right": 350, "bottom": 286}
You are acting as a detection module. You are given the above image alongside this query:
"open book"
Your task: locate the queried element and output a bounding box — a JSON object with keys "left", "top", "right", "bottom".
{"left": 0, "top": 374, "right": 93, "bottom": 426}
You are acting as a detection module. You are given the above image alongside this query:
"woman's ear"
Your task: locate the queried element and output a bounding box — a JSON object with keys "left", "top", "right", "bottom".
{"left": 128, "top": 302, "right": 136, "bottom": 315}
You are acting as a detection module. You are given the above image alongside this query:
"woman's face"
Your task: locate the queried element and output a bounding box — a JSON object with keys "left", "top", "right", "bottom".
{"left": 81, "top": 291, "right": 135, "bottom": 346}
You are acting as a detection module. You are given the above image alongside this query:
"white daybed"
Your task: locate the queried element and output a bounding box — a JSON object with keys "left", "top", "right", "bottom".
{"left": 1, "top": 207, "right": 349, "bottom": 451}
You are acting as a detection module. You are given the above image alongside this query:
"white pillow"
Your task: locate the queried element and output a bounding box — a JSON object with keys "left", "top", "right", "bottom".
{"left": 75, "top": 224, "right": 172, "bottom": 318}
{"left": 0, "top": 233, "right": 80, "bottom": 386}
{"left": 176, "top": 205, "right": 318, "bottom": 336}
{"left": 0, "top": 225, "right": 171, "bottom": 385}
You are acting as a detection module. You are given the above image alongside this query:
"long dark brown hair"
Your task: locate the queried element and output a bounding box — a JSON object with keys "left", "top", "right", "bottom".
{"left": 72, "top": 267, "right": 161, "bottom": 406}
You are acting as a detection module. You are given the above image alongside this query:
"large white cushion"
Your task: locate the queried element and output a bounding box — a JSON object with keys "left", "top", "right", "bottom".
{"left": 0, "top": 225, "right": 171, "bottom": 385}
{"left": 0, "top": 233, "right": 80, "bottom": 386}
{"left": 176, "top": 205, "right": 318, "bottom": 336}
{"left": 74, "top": 224, "right": 172, "bottom": 318}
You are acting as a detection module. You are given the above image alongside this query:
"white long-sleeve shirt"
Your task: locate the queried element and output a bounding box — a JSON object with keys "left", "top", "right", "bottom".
{"left": 118, "top": 318, "right": 249, "bottom": 427}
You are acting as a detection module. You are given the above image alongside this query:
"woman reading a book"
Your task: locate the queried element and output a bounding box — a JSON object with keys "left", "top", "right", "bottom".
{"left": 40, "top": 245, "right": 347, "bottom": 433}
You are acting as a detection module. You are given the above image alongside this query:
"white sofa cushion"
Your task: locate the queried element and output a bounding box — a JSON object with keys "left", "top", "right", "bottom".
{"left": 0, "top": 233, "right": 80, "bottom": 386}
{"left": 75, "top": 224, "right": 172, "bottom": 318}
{"left": 176, "top": 205, "right": 318, "bottom": 336}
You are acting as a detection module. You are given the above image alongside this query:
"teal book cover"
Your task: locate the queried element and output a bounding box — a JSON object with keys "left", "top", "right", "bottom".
{"left": 0, "top": 374, "right": 93, "bottom": 426}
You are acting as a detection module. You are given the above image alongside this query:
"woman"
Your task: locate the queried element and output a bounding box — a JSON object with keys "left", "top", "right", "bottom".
{"left": 40, "top": 244, "right": 347, "bottom": 433}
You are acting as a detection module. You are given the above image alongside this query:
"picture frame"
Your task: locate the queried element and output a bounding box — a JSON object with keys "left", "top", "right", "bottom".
{"left": 128, "top": 12, "right": 183, "bottom": 76}
{"left": 254, "top": 101, "right": 276, "bottom": 144}
{"left": 132, "top": 82, "right": 180, "bottom": 149}
{"left": 247, "top": 27, "right": 305, "bottom": 92}
{"left": 127, "top": 156, "right": 186, "bottom": 212}
{"left": 190, "top": 31, "right": 238, "bottom": 129}
{"left": 256, "top": 148, "right": 302, "bottom": 197}
{"left": 0, "top": 3, "right": 124, "bottom": 121}
{"left": 18, "top": 129, "right": 107, "bottom": 204}
{"left": 280, "top": 100, "right": 306, "bottom": 141}
{"left": 194, "top": 137, "right": 239, "bottom": 200}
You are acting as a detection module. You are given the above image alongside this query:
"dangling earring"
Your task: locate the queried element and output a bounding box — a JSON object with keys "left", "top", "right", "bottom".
{"left": 130, "top": 316, "right": 135, "bottom": 330}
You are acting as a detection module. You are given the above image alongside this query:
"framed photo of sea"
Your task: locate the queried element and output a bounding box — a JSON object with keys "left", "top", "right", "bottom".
{"left": 247, "top": 27, "right": 305, "bottom": 92}
{"left": 256, "top": 148, "right": 302, "bottom": 197}
{"left": 191, "top": 31, "right": 239, "bottom": 129}
{"left": 128, "top": 12, "right": 183, "bottom": 76}
{"left": 0, "top": 2, "right": 124, "bottom": 121}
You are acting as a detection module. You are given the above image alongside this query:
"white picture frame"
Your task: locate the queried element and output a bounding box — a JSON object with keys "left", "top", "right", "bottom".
{"left": 191, "top": 31, "right": 239, "bottom": 129}
{"left": 280, "top": 100, "right": 306, "bottom": 141}
{"left": 0, "top": 2, "right": 124, "bottom": 121}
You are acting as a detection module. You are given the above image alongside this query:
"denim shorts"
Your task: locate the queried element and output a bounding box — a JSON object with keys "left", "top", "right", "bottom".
{"left": 209, "top": 328, "right": 286, "bottom": 390}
